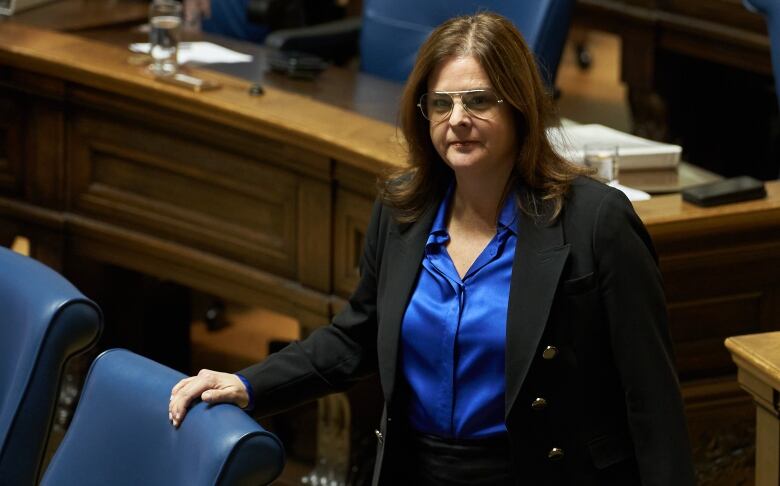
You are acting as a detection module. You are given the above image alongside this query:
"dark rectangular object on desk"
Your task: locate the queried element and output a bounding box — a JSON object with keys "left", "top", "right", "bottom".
{"left": 682, "top": 176, "right": 767, "bottom": 207}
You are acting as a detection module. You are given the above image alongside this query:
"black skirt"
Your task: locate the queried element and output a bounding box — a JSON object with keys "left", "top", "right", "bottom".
{"left": 397, "top": 429, "right": 514, "bottom": 486}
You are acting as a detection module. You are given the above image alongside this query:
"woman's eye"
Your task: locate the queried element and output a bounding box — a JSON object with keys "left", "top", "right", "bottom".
{"left": 466, "top": 95, "right": 490, "bottom": 110}
{"left": 431, "top": 98, "right": 452, "bottom": 111}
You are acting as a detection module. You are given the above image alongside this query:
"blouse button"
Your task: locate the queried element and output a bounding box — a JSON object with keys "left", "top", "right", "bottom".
{"left": 542, "top": 346, "right": 558, "bottom": 360}
{"left": 374, "top": 429, "right": 384, "bottom": 445}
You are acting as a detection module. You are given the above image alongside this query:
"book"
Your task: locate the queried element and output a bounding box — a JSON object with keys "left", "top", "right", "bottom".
{"left": 547, "top": 123, "right": 681, "bottom": 171}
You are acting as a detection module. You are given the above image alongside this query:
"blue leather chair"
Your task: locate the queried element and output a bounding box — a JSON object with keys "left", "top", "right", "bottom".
{"left": 744, "top": 0, "right": 780, "bottom": 109}
{"left": 41, "top": 349, "right": 285, "bottom": 486}
{"left": 203, "top": 0, "right": 270, "bottom": 43}
{"left": 744, "top": 0, "right": 780, "bottom": 178}
{"left": 266, "top": 0, "right": 575, "bottom": 86}
{"left": 0, "top": 247, "right": 102, "bottom": 485}
{"left": 361, "top": 0, "right": 575, "bottom": 85}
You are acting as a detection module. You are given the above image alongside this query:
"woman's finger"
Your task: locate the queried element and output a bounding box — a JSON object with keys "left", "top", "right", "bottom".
{"left": 200, "top": 374, "right": 249, "bottom": 408}
{"left": 170, "top": 376, "right": 215, "bottom": 427}
{"left": 171, "top": 376, "right": 195, "bottom": 396}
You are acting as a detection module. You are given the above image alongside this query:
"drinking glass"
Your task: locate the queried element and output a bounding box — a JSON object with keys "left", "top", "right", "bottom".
{"left": 148, "top": 0, "right": 183, "bottom": 75}
{"left": 584, "top": 144, "right": 619, "bottom": 182}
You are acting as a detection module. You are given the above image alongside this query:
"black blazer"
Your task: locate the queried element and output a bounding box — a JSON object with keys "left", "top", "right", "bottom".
{"left": 241, "top": 176, "right": 696, "bottom": 486}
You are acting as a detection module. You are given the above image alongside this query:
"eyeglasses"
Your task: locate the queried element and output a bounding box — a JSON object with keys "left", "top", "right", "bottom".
{"left": 417, "top": 89, "right": 504, "bottom": 122}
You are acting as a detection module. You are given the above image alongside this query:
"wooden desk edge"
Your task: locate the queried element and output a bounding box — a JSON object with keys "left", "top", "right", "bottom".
{"left": 726, "top": 333, "right": 780, "bottom": 394}
{"left": 635, "top": 181, "right": 780, "bottom": 237}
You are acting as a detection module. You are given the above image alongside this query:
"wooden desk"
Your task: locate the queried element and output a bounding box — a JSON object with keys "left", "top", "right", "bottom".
{"left": 0, "top": 21, "right": 406, "bottom": 331}
{"left": 726, "top": 332, "right": 780, "bottom": 486}
{"left": 12, "top": 0, "right": 148, "bottom": 32}
{"left": 1, "top": 22, "right": 779, "bottom": 480}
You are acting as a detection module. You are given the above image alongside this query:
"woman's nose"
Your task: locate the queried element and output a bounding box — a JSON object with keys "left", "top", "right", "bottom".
{"left": 448, "top": 100, "right": 471, "bottom": 126}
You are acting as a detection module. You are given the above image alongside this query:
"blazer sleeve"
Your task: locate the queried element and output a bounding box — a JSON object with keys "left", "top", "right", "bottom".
{"left": 593, "top": 189, "right": 696, "bottom": 486}
{"left": 238, "top": 199, "right": 385, "bottom": 417}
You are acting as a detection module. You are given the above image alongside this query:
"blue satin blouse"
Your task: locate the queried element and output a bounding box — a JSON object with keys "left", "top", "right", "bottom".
{"left": 400, "top": 186, "right": 518, "bottom": 439}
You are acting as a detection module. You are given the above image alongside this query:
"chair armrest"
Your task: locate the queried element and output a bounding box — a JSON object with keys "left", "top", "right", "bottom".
{"left": 264, "top": 17, "right": 362, "bottom": 63}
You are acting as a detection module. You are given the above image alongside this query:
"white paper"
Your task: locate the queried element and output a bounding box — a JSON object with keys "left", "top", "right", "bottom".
{"left": 609, "top": 181, "right": 651, "bottom": 201}
{"left": 548, "top": 123, "right": 681, "bottom": 170}
{"left": 130, "top": 42, "right": 253, "bottom": 64}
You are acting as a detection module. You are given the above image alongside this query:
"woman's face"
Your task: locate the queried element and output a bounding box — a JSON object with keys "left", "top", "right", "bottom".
{"left": 426, "top": 55, "right": 518, "bottom": 178}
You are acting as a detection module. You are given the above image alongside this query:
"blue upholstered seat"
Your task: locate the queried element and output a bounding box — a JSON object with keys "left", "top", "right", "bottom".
{"left": 203, "top": 0, "right": 269, "bottom": 42}
{"left": 744, "top": 0, "right": 780, "bottom": 109}
{"left": 360, "top": 0, "right": 575, "bottom": 85}
{"left": 41, "top": 348, "right": 285, "bottom": 486}
{"left": 0, "top": 246, "right": 102, "bottom": 485}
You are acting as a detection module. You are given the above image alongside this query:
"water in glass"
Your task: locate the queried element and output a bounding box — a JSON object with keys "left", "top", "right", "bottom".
{"left": 149, "top": 5, "right": 181, "bottom": 75}
{"left": 584, "top": 144, "right": 619, "bottom": 182}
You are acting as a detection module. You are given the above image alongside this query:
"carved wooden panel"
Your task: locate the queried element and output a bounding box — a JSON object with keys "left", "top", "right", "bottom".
{"left": 24, "top": 99, "right": 66, "bottom": 209}
{"left": 669, "top": 292, "right": 765, "bottom": 379}
{"left": 0, "top": 93, "right": 24, "bottom": 197}
{"left": 297, "top": 177, "right": 332, "bottom": 293}
{"left": 67, "top": 108, "right": 301, "bottom": 277}
{"left": 661, "top": 236, "right": 780, "bottom": 380}
{"left": 333, "top": 189, "right": 373, "bottom": 298}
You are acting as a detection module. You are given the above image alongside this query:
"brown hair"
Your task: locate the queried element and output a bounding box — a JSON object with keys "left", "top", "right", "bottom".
{"left": 379, "top": 12, "right": 589, "bottom": 223}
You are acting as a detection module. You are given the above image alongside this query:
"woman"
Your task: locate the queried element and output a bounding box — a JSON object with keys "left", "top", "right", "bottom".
{"left": 169, "top": 12, "right": 695, "bottom": 485}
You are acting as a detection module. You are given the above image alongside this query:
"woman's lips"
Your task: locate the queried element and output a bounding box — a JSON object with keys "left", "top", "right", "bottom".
{"left": 449, "top": 140, "right": 480, "bottom": 148}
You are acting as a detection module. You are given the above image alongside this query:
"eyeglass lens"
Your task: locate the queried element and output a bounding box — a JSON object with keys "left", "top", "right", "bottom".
{"left": 419, "top": 90, "right": 502, "bottom": 121}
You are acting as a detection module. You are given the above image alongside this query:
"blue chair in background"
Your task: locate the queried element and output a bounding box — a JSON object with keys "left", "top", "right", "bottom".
{"left": 203, "top": 0, "right": 270, "bottom": 43}
{"left": 266, "top": 0, "right": 575, "bottom": 86}
{"left": 744, "top": 0, "right": 780, "bottom": 108}
{"left": 41, "top": 349, "right": 285, "bottom": 486}
{"left": 202, "top": 0, "right": 345, "bottom": 44}
{"left": 360, "top": 0, "right": 575, "bottom": 85}
{"left": 744, "top": 0, "right": 780, "bottom": 178}
{"left": 0, "top": 246, "right": 103, "bottom": 485}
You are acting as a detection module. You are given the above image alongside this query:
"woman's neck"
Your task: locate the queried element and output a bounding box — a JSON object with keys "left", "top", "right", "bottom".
{"left": 449, "top": 165, "right": 513, "bottom": 232}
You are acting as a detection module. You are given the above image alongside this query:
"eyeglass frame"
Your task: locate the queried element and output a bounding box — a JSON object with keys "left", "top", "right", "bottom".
{"left": 416, "top": 89, "right": 505, "bottom": 122}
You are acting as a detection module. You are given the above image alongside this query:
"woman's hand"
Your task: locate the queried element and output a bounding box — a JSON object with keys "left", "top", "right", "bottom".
{"left": 168, "top": 369, "right": 249, "bottom": 428}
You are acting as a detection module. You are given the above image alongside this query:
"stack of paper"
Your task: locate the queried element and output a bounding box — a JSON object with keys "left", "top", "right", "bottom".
{"left": 129, "top": 42, "right": 253, "bottom": 64}
{"left": 548, "top": 124, "right": 681, "bottom": 171}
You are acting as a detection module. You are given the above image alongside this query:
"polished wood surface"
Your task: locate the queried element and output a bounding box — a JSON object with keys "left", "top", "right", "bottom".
{"left": 727, "top": 332, "right": 780, "bottom": 392}
{"left": 0, "top": 23, "right": 404, "bottom": 174}
{"left": 13, "top": 0, "right": 149, "bottom": 32}
{"left": 726, "top": 332, "right": 780, "bottom": 485}
{"left": 636, "top": 181, "right": 780, "bottom": 236}
{"left": 77, "top": 26, "right": 406, "bottom": 126}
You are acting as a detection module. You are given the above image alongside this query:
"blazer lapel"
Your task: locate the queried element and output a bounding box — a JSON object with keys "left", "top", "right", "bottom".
{"left": 377, "top": 202, "right": 437, "bottom": 405}
{"left": 505, "top": 207, "right": 570, "bottom": 418}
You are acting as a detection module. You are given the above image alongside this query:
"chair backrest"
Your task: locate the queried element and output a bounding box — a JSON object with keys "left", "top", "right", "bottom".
{"left": 359, "top": 0, "right": 575, "bottom": 85}
{"left": 744, "top": 0, "right": 780, "bottom": 109}
{"left": 203, "top": 0, "right": 270, "bottom": 43}
{"left": 41, "top": 349, "right": 285, "bottom": 486}
{"left": 0, "top": 247, "right": 102, "bottom": 485}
